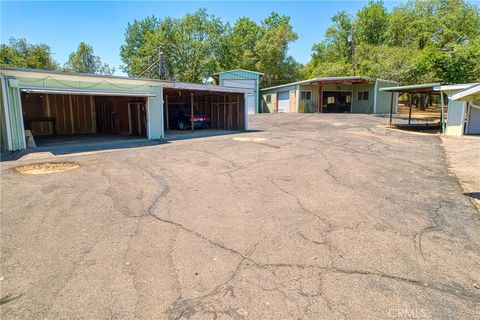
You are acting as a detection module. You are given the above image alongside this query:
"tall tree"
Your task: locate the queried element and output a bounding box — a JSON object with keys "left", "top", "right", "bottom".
{"left": 254, "top": 12, "right": 300, "bottom": 86}
{"left": 119, "top": 10, "right": 300, "bottom": 85}
{"left": 64, "top": 42, "right": 114, "bottom": 75}
{"left": 354, "top": 0, "right": 389, "bottom": 45}
{"left": 303, "top": 0, "right": 480, "bottom": 84}
{"left": 121, "top": 9, "right": 230, "bottom": 82}
{"left": 228, "top": 17, "right": 262, "bottom": 71}
{"left": 120, "top": 16, "right": 161, "bottom": 77}
{"left": 0, "top": 37, "right": 59, "bottom": 70}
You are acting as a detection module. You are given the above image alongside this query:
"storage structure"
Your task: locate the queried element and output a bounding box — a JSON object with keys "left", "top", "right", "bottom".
{"left": 213, "top": 69, "right": 263, "bottom": 114}
{"left": 0, "top": 67, "right": 252, "bottom": 151}
{"left": 436, "top": 83, "right": 480, "bottom": 136}
{"left": 261, "top": 77, "right": 398, "bottom": 114}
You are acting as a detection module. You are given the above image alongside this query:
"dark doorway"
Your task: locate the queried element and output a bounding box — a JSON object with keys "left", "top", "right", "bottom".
{"left": 323, "top": 91, "right": 351, "bottom": 113}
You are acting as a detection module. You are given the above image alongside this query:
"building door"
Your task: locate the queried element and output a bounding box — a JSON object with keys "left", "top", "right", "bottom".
{"left": 323, "top": 91, "right": 351, "bottom": 113}
{"left": 277, "top": 91, "right": 290, "bottom": 113}
{"left": 466, "top": 103, "right": 480, "bottom": 134}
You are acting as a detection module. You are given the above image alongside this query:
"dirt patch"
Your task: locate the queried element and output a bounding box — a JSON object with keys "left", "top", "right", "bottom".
{"left": 232, "top": 137, "right": 266, "bottom": 142}
{"left": 15, "top": 162, "right": 80, "bottom": 175}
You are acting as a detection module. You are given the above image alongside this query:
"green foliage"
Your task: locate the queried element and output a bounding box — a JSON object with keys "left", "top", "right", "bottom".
{"left": 355, "top": 1, "right": 389, "bottom": 45}
{"left": 0, "top": 37, "right": 59, "bottom": 70}
{"left": 255, "top": 13, "right": 300, "bottom": 86}
{"left": 120, "top": 10, "right": 300, "bottom": 86}
{"left": 303, "top": 0, "right": 480, "bottom": 84}
{"left": 64, "top": 42, "right": 115, "bottom": 75}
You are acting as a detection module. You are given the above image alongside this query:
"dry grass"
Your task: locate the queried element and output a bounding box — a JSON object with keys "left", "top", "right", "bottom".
{"left": 15, "top": 162, "right": 80, "bottom": 175}
{"left": 397, "top": 103, "right": 447, "bottom": 120}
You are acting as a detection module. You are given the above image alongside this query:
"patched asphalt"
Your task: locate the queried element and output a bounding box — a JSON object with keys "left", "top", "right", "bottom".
{"left": 1, "top": 113, "right": 479, "bottom": 319}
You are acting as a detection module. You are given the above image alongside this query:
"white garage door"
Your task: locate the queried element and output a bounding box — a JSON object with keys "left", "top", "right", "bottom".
{"left": 277, "top": 91, "right": 290, "bottom": 113}
{"left": 467, "top": 104, "right": 480, "bottom": 134}
{"left": 223, "top": 79, "right": 256, "bottom": 114}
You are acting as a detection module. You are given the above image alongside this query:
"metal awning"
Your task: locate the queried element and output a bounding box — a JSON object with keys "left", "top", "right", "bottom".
{"left": 379, "top": 83, "right": 441, "bottom": 93}
{"left": 450, "top": 84, "right": 480, "bottom": 101}
{"left": 20, "top": 87, "right": 156, "bottom": 97}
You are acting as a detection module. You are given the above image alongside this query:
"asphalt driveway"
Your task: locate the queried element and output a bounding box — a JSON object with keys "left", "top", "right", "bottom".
{"left": 1, "top": 113, "right": 479, "bottom": 319}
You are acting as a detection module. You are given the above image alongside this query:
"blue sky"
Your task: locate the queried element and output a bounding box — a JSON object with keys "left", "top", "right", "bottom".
{"left": 2, "top": 1, "right": 405, "bottom": 75}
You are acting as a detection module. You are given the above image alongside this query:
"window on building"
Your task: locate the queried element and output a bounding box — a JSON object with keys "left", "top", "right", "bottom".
{"left": 357, "top": 91, "right": 369, "bottom": 101}
{"left": 327, "top": 96, "right": 335, "bottom": 104}
{"left": 301, "top": 90, "right": 312, "bottom": 100}
{"left": 266, "top": 95, "right": 271, "bottom": 103}
{"left": 346, "top": 95, "right": 351, "bottom": 103}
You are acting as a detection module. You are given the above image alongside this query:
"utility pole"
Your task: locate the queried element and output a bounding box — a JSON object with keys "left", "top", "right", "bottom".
{"left": 158, "top": 51, "right": 171, "bottom": 80}
{"left": 348, "top": 30, "right": 356, "bottom": 76}
{"left": 147, "top": 56, "right": 151, "bottom": 78}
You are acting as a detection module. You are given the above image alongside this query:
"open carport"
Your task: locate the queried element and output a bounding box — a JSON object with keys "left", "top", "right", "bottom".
{"left": 163, "top": 84, "right": 248, "bottom": 138}
{"left": 20, "top": 89, "right": 152, "bottom": 148}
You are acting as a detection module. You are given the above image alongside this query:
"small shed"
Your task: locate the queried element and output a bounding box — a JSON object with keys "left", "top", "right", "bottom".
{"left": 437, "top": 83, "right": 480, "bottom": 136}
{"left": 213, "top": 69, "right": 263, "bottom": 114}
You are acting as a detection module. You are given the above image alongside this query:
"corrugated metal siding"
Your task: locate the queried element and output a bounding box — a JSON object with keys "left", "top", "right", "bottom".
{"left": 375, "top": 80, "right": 397, "bottom": 114}
{"left": 0, "top": 77, "right": 7, "bottom": 150}
{"left": 219, "top": 70, "right": 261, "bottom": 113}
{"left": 1, "top": 74, "right": 164, "bottom": 150}
{"left": 352, "top": 83, "right": 374, "bottom": 113}
{"left": 299, "top": 84, "right": 319, "bottom": 113}
{"left": 446, "top": 100, "right": 466, "bottom": 136}
{"left": 4, "top": 77, "right": 26, "bottom": 150}
{"left": 219, "top": 70, "right": 261, "bottom": 81}
{"left": 261, "top": 84, "right": 298, "bottom": 113}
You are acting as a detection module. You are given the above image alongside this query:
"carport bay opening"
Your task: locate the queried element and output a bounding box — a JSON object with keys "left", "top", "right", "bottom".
{"left": 21, "top": 92, "right": 149, "bottom": 145}
{"left": 163, "top": 88, "right": 246, "bottom": 132}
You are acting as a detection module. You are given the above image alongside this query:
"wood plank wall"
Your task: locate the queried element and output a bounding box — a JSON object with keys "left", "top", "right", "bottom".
{"left": 22, "top": 92, "right": 95, "bottom": 135}
{"left": 165, "top": 93, "right": 245, "bottom": 131}
{"left": 21, "top": 93, "right": 146, "bottom": 136}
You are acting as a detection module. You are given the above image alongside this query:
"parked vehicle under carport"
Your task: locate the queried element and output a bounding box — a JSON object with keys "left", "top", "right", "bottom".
{"left": 168, "top": 111, "right": 211, "bottom": 130}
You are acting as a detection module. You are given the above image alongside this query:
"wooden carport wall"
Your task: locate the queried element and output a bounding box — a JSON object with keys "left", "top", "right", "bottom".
{"left": 163, "top": 89, "right": 245, "bottom": 131}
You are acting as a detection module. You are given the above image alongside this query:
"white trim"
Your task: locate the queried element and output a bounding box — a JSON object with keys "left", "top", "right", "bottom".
{"left": 147, "top": 97, "right": 153, "bottom": 139}
{"left": 16, "top": 87, "right": 27, "bottom": 149}
{"left": 434, "top": 83, "right": 478, "bottom": 93}
{"left": 373, "top": 79, "right": 378, "bottom": 114}
{"left": 450, "top": 84, "right": 480, "bottom": 101}
{"left": 21, "top": 87, "right": 156, "bottom": 97}
{"left": 158, "top": 87, "right": 163, "bottom": 139}
{"left": 1, "top": 76, "right": 13, "bottom": 150}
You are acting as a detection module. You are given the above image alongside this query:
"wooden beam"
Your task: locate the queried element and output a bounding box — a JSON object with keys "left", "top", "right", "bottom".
{"left": 223, "top": 95, "right": 227, "bottom": 130}
{"left": 389, "top": 91, "right": 394, "bottom": 126}
{"left": 318, "top": 85, "right": 323, "bottom": 113}
{"left": 236, "top": 94, "right": 240, "bottom": 129}
{"left": 191, "top": 93, "right": 194, "bottom": 133}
